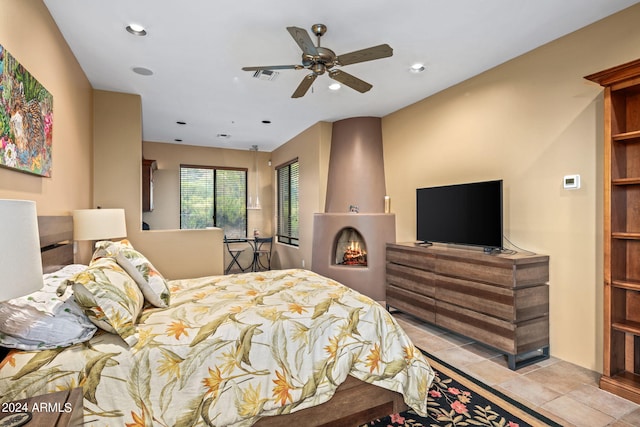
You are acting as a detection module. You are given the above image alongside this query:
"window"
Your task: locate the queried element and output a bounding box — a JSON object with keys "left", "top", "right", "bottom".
{"left": 277, "top": 159, "right": 299, "bottom": 246}
{"left": 180, "top": 165, "right": 247, "bottom": 238}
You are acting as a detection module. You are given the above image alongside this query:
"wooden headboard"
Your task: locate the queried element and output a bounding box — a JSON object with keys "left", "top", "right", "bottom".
{"left": 38, "top": 215, "right": 74, "bottom": 273}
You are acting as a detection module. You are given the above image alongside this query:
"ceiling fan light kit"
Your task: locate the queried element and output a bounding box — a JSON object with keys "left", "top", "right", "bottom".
{"left": 242, "top": 23, "right": 393, "bottom": 98}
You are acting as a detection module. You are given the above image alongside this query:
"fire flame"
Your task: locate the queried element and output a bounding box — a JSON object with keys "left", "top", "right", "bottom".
{"left": 343, "top": 240, "right": 367, "bottom": 265}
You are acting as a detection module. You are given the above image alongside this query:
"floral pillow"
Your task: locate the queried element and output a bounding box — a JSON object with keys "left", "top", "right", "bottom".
{"left": 65, "top": 257, "right": 143, "bottom": 346}
{"left": 0, "top": 264, "right": 97, "bottom": 350}
{"left": 93, "top": 240, "right": 170, "bottom": 308}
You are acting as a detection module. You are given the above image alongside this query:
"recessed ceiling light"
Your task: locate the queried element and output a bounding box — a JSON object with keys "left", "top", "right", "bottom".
{"left": 132, "top": 67, "right": 153, "bottom": 76}
{"left": 410, "top": 63, "right": 425, "bottom": 73}
{"left": 328, "top": 83, "right": 341, "bottom": 91}
{"left": 126, "top": 24, "right": 147, "bottom": 36}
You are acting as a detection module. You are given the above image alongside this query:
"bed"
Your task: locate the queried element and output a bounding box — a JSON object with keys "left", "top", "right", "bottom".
{"left": 0, "top": 216, "right": 434, "bottom": 426}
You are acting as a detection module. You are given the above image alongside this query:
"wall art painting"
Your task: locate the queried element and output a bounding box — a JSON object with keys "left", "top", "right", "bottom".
{"left": 0, "top": 44, "right": 53, "bottom": 177}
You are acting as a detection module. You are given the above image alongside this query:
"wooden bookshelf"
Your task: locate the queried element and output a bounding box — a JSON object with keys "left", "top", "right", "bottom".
{"left": 586, "top": 58, "right": 640, "bottom": 403}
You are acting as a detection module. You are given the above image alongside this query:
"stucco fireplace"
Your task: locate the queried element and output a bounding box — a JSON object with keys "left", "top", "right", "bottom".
{"left": 311, "top": 116, "right": 395, "bottom": 301}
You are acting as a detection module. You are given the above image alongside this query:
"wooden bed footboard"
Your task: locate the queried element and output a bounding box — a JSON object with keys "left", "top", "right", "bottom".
{"left": 254, "top": 375, "right": 408, "bottom": 427}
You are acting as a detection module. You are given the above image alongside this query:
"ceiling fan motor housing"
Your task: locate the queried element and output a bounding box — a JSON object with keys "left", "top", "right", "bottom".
{"left": 306, "top": 47, "right": 336, "bottom": 74}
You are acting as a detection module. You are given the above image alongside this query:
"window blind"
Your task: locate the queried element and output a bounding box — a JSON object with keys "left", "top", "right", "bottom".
{"left": 180, "top": 165, "right": 247, "bottom": 238}
{"left": 215, "top": 169, "right": 247, "bottom": 238}
{"left": 180, "top": 166, "right": 214, "bottom": 229}
{"left": 277, "top": 159, "right": 299, "bottom": 246}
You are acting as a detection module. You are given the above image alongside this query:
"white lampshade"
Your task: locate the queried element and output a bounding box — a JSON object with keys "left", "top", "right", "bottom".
{"left": 0, "top": 199, "right": 44, "bottom": 301}
{"left": 73, "top": 209, "right": 127, "bottom": 241}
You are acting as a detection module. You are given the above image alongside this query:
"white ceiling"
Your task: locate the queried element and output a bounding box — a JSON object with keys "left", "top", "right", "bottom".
{"left": 43, "top": 0, "right": 639, "bottom": 152}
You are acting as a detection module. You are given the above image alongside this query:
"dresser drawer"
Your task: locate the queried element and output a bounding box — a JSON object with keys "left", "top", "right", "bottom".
{"left": 436, "top": 276, "right": 549, "bottom": 322}
{"left": 387, "top": 285, "right": 435, "bottom": 323}
{"left": 437, "top": 255, "right": 549, "bottom": 288}
{"left": 386, "top": 245, "right": 436, "bottom": 271}
{"left": 436, "top": 301, "right": 549, "bottom": 354}
{"left": 386, "top": 262, "right": 435, "bottom": 298}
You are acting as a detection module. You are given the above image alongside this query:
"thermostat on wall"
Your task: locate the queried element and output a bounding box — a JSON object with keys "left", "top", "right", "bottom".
{"left": 563, "top": 174, "right": 580, "bottom": 189}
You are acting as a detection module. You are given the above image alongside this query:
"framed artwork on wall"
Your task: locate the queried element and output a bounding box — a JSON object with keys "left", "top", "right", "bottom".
{"left": 0, "top": 44, "right": 53, "bottom": 177}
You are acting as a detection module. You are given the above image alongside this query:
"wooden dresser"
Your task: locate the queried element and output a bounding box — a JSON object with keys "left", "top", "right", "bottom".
{"left": 386, "top": 243, "right": 550, "bottom": 369}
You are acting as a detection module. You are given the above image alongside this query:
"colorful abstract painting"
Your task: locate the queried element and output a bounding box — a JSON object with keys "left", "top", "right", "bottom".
{"left": 0, "top": 44, "right": 53, "bottom": 177}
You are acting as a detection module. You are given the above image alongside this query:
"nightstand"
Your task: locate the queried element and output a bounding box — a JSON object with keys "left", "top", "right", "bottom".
{"left": 0, "top": 388, "right": 83, "bottom": 427}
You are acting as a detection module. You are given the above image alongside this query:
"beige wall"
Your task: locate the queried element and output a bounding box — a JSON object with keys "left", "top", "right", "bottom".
{"left": 271, "top": 122, "right": 332, "bottom": 270}
{"left": 0, "top": 0, "right": 92, "bottom": 220}
{"left": 8, "top": 0, "right": 640, "bottom": 373}
{"left": 0, "top": 2, "right": 225, "bottom": 280}
{"left": 141, "top": 141, "right": 273, "bottom": 270}
{"left": 140, "top": 120, "right": 333, "bottom": 273}
{"left": 141, "top": 141, "right": 273, "bottom": 232}
{"left": 382, "top": 4, "right": 640, "bottom": 371}
{"left": 92, "top": 91, "right": 224, "bottom": 279}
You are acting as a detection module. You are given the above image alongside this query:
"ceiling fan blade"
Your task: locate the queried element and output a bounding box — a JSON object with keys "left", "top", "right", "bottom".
{"left": 292, "top": 74, "right": 317, "bottom": 98}
{"left": 287, "top": 26, "right": 318, "bottom": 57}
{"left": 242, "top": 65, "right": 302, "bottom": 71}
{"left": 329, "top": 69, "right": 372, "bottom": 93}
{"left": 336, "top": 44, "right": 393, "bottom": 66}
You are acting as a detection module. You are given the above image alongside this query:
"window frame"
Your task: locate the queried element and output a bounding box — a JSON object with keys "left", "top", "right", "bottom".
{"left": 179, "top": 164, "right": 248, "bottom": 237}
{"left": 276, "top": 158, "right": 299, "bottom": 247}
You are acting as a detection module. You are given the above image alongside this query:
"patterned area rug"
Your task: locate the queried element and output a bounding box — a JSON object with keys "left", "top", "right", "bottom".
{"left": 362, "top": 350, "right": 561, "bottom": 427}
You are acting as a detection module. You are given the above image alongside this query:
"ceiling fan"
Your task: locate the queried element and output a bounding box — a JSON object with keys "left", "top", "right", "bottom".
{"left": 242, "top": 24, "right": 393, "bottom": 98}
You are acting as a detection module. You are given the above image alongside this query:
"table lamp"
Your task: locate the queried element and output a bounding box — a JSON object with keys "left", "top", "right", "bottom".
{"left": 72, "top": 208, "right": 127, "bottom": 241}
{"left": 0, "top": 199, "right": 44, "bottom": 301}
{"left": 0, "top": 200, "right": 45, "bottom": 426}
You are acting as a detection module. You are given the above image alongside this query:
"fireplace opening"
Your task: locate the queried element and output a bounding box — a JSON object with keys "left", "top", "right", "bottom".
{"left": 334, "top": 227, "right": 367, "bottom": 267}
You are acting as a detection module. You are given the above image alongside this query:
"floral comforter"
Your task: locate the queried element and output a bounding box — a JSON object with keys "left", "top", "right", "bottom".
{"left": 0, "top": 269, "right": 433, "bottom": 426}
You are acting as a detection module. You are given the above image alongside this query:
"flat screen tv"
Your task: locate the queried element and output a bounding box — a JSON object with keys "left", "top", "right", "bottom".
{"left": 416, "top": 179, "right": 503, "bottom": 249}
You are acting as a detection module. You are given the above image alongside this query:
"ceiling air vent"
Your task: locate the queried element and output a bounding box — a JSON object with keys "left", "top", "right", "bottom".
{"left": 253, "top": 70, "right": 278, "bottom": 81}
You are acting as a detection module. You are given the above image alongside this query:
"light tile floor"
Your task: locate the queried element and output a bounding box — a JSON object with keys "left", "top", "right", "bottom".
{"left": 393, "top": 312, "right": 640, "bottom": 427}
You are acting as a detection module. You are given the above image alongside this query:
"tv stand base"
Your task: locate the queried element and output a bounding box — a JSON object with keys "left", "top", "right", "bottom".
{"left": 385, "top": 243, "right": 550, "bottom": 371}
{"left": 508, "top": 347, "right": 550, "bottom": 370}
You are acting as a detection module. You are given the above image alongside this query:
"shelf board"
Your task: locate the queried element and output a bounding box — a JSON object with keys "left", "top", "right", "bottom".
{"left": 613, "top": 177, "right": 640, "bottom": 186}
{"left": 612, "top": 319, "right": 640, "bottom": 335}
{"left": 612, "top": 279, "right": 640, "bottom": 291}
{"left": 613, "top": 130, "right": 640, "bottom": 142}
{"left": 612, "top": 232, "right": 640, "bottom": 240}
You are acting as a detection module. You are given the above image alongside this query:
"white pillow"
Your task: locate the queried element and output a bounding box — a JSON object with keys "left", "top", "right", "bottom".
{"left": 66, "top": 257, "right": 144, "bottom": 347}
{"left": 0, "top": 264, "right": 97, "bottom": 350}
{"left": 93, "top": 240, "right": 170, "bottom": 308}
